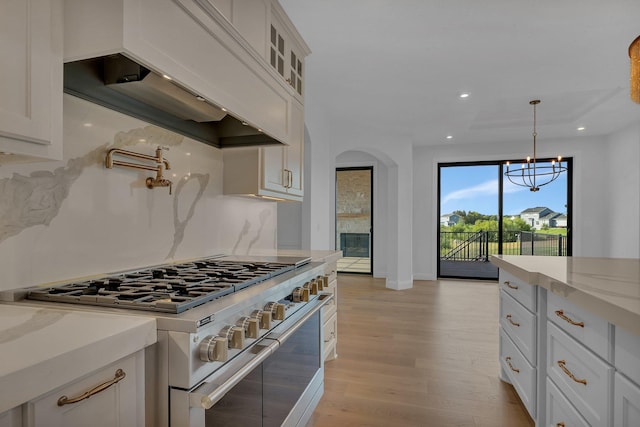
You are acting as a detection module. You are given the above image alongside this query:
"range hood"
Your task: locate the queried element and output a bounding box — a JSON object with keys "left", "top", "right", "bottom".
{"left": 64, "top": 54, "right": 283, "bottom": 148}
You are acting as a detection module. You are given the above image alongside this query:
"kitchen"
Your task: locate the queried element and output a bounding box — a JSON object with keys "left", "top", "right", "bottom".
{"left": 1, "top": 0, "right": 639, "bottom": 426}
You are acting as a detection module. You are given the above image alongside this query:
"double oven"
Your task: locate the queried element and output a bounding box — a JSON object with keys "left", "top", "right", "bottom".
{"left": 12, "top": 255, "right": 331, "bottom": 427}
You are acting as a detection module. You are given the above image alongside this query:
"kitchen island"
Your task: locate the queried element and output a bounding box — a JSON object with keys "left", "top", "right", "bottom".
{"left": 491, "top": 255, "right": 640, "bottom": 427}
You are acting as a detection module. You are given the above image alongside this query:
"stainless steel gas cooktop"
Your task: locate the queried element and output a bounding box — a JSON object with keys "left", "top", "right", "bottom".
{"left": 25, "top": 256, "right": 310, "bottom": 314}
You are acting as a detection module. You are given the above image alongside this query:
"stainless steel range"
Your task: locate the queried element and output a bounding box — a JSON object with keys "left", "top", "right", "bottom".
{"left": 14, "top": 255, "right": 332, "bottom": 427}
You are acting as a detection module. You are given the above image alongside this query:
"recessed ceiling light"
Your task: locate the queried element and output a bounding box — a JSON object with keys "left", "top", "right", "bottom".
{"left": 186, "top": 152, "right": 191, "bottom": 156}
{"left": 446, "top": 135, "right": 453, "bottom": 140}
{"left": 83, "top": 123, "right": 93, "bottom": 127}
{"left": 221, "top": 107, "right": 228, "bottom": 112}
{"left": 459, "top": 93, "right": 470, "bottom": 98}
{"left": 162, "top": 74, "right": 172, "bottom": 80}
{"left": 577, "top": 126, "right": 585, "bottom": 131}
{"left": 138, "top": 138, "right": 146, "bottom": 142}
{"left": 258, "top": 128, "right": 263, "bottom": 132}
{"left": 241, "top": 121, "right": 248, "bottom": 126}
{"left": 196, "top": 95, "right": 206, "bottom": 102}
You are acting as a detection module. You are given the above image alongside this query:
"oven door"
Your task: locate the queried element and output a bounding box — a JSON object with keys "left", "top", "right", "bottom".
{"left": 170, "top": 293, "right": 332, "bottom": 427}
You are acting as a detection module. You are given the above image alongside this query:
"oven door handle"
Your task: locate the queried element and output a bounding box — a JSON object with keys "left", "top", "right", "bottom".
{"left": 192, "top": 293, "right": 333, "bottom": 410}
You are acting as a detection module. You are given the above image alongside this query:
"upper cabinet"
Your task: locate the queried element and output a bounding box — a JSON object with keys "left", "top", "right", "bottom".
{"left": 0, "top": 0, "right": 63, "bottom": 162}
{"left": 63, "top": 0, "right": 309, "bottom": 149}
{"left": 269, "top": 8, "right": 307, "bottom": 101}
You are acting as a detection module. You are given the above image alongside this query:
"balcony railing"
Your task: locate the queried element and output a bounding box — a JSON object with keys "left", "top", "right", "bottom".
{"left": 440, "top": 230, "right": 567, "bottom": 261}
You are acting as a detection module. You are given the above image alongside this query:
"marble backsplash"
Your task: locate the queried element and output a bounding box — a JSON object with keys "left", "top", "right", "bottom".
{"left": 0, "top": 95, "right": 277, "bottom": 291}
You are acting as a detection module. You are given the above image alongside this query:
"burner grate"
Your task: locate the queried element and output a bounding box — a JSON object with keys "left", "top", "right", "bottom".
{"left": 26, "top": 258, "right": 299, "bottom": 313}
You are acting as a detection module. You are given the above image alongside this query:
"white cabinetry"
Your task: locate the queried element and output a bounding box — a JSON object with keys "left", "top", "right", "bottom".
{"left": 497, "top": 265, "right": 640, "bottom": 427}
{"left": 322, "top": 260, "right": 338, "bottom": 361}
{"left": 223, "top": 99, "right": 304, "bottom": 201}
{"left": 498, "top": 270, "right": 541, "bottom": 421}
{"left": 64, "top": 0, "right": 305, "bottom": 148}
{"left": 0, "top": 0, "right": 62, "bottom": 162}
{"left": 0, "top": 407, "right": 21, "bottom": 427}
{"left": 269, "top": 5, "right": 307, "bottom": 101}
{"left": 25, "top": 351, "right": 144, "bottom": 427}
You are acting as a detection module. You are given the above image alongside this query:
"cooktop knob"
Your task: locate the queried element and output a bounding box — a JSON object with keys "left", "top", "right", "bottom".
{"left": 219, "top": 325, "right": 245, "bottom": 349}
{"left": 292, "top": 287, "right": 304, "bottom": 302}
{"left": 316, "top": 275, "right": 325, "bottom": 291}
{"left": 236, "top": 316, "right": 260, "bottom": 339}
{"left": 264, "top": 301, "right": 286, "bottom": 320}
{"left": 304, "top": 280, "right": 318, "bottom": 295}
{"left": 199, "top": 335, "right": 228, "bottom": 362}
{"left": 251, "top": 309, "right": 271, "bottom": 329}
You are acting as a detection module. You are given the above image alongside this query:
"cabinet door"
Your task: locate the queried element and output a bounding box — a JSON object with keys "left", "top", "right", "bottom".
{"left": 615, "top": 373, "right": 640, "bottom": 427}
{"left": 0, "top": 0, "right": 62, "bottom": 160}
{"left": 27, "top": 353, "right": 143, "bottom": 427}
{"left": 261, "top": 145, "right": 287, "bottom": 193}
{"left": 285, "top": 100, "right": 304, "bottom": 197}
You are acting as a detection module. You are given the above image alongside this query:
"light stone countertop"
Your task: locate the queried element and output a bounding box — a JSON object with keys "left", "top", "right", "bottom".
{"left": 490, "top": 255, "right": 640, "bottom": 336}
{"left": 275, "top": 249, "right": 342, "bottom": 265}
{"left": 0, "top": 304, "right": 156, "bottom": 413}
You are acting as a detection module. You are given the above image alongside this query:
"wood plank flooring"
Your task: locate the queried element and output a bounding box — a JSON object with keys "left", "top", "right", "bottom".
{"left": 306, "top": 274, "right": 535, "bottom": 427}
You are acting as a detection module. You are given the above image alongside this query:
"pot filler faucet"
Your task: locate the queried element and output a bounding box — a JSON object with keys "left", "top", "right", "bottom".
{"left": 105, "top": 146, "right": 173, "bottom": 194}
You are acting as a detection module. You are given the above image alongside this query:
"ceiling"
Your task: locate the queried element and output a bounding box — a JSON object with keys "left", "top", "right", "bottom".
{"left": 279, "top": 0, "right": 640, "bottom": 147}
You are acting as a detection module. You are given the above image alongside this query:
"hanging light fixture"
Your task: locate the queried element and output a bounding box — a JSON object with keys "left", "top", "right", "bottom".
{"left": 504, "top": 100, "right": 566, "bottom": 192}
{"left": 630, "top": 35, "right": 640, "bottom": 104}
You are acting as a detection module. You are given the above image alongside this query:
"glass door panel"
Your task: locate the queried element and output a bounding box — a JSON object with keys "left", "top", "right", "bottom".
{"left": 438, "top": 164, "right": 500, "bottom": 280}
{"left": 502, "top": 159, "right": 571, "bottom": 257}
{"left": 336, "top": 167, "right": 373, "bottom": 274}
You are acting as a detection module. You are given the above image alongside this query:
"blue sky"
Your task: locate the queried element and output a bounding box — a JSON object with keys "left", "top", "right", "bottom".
{"left": 440, "top": 164, "right": 568, "bottom": 216}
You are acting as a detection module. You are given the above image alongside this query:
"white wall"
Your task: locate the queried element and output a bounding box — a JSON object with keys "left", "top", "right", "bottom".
{"left": 0, "top": 95, "right": 277, "bottom": 291}
{"left": 604, "top": 122, "right": 640, "bottom": 258}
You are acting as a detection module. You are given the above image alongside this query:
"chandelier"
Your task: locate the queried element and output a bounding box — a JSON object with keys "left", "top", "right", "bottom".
{"left": 630, "top": 35, "right": 640, "bottom": 104}
{"left": 504, "top": 100, "right": 566, "bottom": 192}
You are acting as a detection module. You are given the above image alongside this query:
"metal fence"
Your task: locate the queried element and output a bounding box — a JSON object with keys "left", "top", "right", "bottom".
{"left": 440, "top": 230, "right": 567, "bottom": 261}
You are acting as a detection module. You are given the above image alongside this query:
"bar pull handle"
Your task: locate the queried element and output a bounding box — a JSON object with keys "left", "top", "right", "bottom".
{"left": 504, "top": 281, "right": 518, "bottom": 290}
{"left": 57, "top": 369, "right": 126, "bottom": 406}
{"left": 557, "top": 360, "right": 587, "bottom": 385}
{"left": 505, "top": 356, "right": 520, "bottom": 373}
{"left": 506, "top": 314, "right": 520, "bottom": 327}
{"left": 555, "top": 310, "right": 584, "bottom": 328}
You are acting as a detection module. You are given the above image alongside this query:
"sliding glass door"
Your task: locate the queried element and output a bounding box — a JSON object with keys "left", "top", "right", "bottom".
{"left": 438, "top": 159, "right": 571, "bottom": 280}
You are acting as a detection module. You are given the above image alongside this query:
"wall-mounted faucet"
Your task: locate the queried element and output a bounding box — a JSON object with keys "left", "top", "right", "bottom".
{"left": 105, "top": 146, "right": 173, "bottom": 194}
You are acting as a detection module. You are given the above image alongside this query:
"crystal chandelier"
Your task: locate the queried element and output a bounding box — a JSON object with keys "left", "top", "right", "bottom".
{"left": 504, "top": 100, "right": 566, "bottom": 192}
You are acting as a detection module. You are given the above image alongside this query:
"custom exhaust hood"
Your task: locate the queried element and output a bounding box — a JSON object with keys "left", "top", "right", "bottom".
{"left": 64, "top": 54, "right": 282, "bottom": 148}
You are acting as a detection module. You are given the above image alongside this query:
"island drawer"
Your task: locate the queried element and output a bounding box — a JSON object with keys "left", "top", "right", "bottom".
{"left": 547, "top": 291, "right": 613, "bottom": 362}
{"left": 500, "top": 328, "right": 536, "bottom": 418}
{"left": 546, "top": 377, "right": 589, "bottom": 427}
{"left": 547, "top": 321, "right": 613, "bottom": 427}
{"left": 499, "top": 270, "right": 536, "bottom": 312}
{"left": 500, "top": 290, "right": 536, "bottom": 365}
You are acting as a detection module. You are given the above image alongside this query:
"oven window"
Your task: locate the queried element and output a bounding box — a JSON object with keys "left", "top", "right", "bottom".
{"left": 263, "top": 310, "right": 321, "bottom": 427}
{"left": 204, "top": 310, "right": 321, "bottom": 427}
{"left": 205, "top": 364, "right": 263, "bottom": 427}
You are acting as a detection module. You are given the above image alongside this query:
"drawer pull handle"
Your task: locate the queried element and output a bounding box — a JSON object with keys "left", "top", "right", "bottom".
{"left": 555, "top": 310, "right": 584, "bottom": 328}
{"left": 504, "top": 281, "right": 518, "bottom": 290}
{"left": 57, "top": 369, "right": 126, "bottom": 406}
{"left": 557, "top": 360, "right": 587, "bottom": 385}
{"left": 505, "top": 356, "right": 520, "bottom": 373}
{"left": 506, "top": 314, "right": 520, "bottom": 327}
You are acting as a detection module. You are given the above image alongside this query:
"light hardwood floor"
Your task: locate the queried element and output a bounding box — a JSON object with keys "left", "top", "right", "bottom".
{"left": 306, "top": 274, "right": 535, "bottom": 427}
